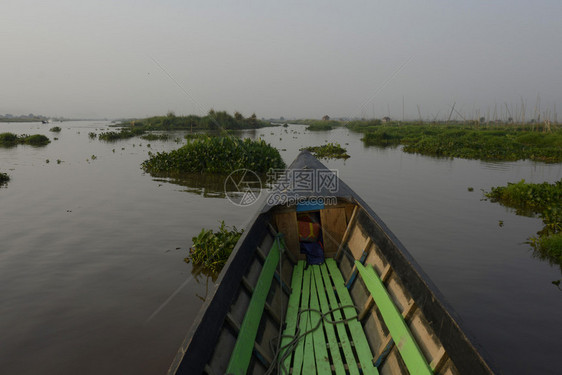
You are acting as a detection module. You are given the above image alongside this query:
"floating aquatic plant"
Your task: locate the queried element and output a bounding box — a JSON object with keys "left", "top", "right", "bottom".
{"left": 141, "top": 133, "right": 170, "bottom": 141}
{"left": 186, "top": 221, "right": 244, "bottom": 273}
{"left": 304, "top": 142, "right": 350, "bottom": 159}
{"left": 486, "top": 179, "right": 562, "bottom": 268}
{"left": 0, "top": 133, "right": 50, "bottom": 147}
{"left": 142, "top": 136, "right": 285, "bottom": 174}
{"left": 98, "top": 128, "right": 145, "bottom": 141}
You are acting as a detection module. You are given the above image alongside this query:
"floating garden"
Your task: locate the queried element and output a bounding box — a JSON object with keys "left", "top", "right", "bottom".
{"left": 142, "top": 136, "right": 285, "bottom": 174}
{"left": 140, "top": 133, "right": 170, "bottom": 141}
{"left": 98, "top": 127, "right": 146, "bottom": 141}
{"left": 485, "top": 179, "right": 562, "bottom": 268}
{"left": 185, "top": 221, "right": 243, "bottom": 273}
{"left": 358, "top": 124, "right": 562, "bottom": 162}
{"left": 117, "top": 110, "right": 269, "bottom": 131}
{"left": 0, "top": 133, "right": 50, "bottom": 146}
{"left": 304, "top": 142, "right": 350, "bottom": 159}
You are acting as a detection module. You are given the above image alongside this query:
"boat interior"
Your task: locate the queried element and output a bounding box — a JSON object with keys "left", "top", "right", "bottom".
{"left": 195, "top": 198, "right": 468, "bottom": 375}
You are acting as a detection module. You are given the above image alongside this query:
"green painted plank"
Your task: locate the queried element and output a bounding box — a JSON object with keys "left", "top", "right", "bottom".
{"left": 280, "top": 261, "right": 304, "bottom": 370}
{"left": 312, "top": 266, "right": 346, "bottom": 375}
{"left": 304, "top": 267, "right": 331, "bottom": 374}
{"left": 326, "top": 259, "right": 379, "bottom": 375}
{"left": 319, "top": 263, "right": 360, "bottom": 375}
{"left": 301, "top": 267, "right": 317, "bottom": 374}
{"left": 355, "top": 261, "right": 433, "bottom": 375}
{"left": 291, "top": 262, "right": 312, "bottom": 375}
{"left": 225, "top": 242, "right": 280, "bottom": 375}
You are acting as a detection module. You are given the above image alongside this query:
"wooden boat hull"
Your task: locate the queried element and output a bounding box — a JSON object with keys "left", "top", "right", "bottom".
{"left": 168, "top": 151, "right": 495, "bottom": 374}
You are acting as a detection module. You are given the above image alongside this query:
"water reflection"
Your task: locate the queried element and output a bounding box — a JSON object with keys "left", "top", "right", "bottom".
{"left": 190, "top": 265, "right": 218, "bottom": 302}
{"left": 152, "top": 173, "right": 229, "bottom": 198}
{"left": 151, "top": 170, "right": 270, "bottom": 202}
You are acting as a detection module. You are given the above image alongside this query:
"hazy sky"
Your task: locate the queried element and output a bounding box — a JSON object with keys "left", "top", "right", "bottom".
{"left": 2, "top": 0, "right": 561, "bottom": 120}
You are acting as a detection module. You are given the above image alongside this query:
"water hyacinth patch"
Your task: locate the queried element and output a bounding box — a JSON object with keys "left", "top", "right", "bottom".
{"left": 486, "top": 179, "right": 562, "bottom": 268}
{"left": 0, "top": 133, "right": 50, "bottom": 146}
{"left": 141, "top": 136, "right": 285, "bottom": 174}
{"left": 304, "top": 142, "right": 350, "bottom": 159}
{"left": 186, "top": 221, "right": 244, "bottom": 273}
{"left": 140, "top": 133, "right": 170, "bottom": 141}
{"left": 98, "top": 127, "right": 145, "bottom": 141}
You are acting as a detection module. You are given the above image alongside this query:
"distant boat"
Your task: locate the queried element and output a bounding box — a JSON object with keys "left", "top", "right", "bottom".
{"left": 167, "top": 151, "right": 495, "bottom": 375}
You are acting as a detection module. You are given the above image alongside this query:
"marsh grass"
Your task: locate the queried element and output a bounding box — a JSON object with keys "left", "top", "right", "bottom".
{"left": 49, "top": 126, "right": 61, "bottom": 132}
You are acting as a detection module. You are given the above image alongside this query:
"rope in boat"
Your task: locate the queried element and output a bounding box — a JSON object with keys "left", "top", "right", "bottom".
{"left": 266, "top": 235, "right": 360, "bottom": 374}
{"left": 266, "top": 304, "right": 360, "bottom": 375}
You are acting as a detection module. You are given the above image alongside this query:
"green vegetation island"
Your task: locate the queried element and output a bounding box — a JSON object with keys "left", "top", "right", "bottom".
{"left": 293, "top": 118, "right": 562, "bottom": 162}
{"left": 97, "top": 110, "right": 271, "bottom": 141}
{"left": 142, "top": 136, "right": 285, "bottom": 175}
{"left": 304, "top": 142, "right": 350, "bottom": 159}
{"left": 0, "top": 133, "right": 50, "bottom": 146}
{"left": 486, "top": 179, "right": 562, "bottom": 268}
{"left": 118, "top": 110, "right": 269, "bottom": 131}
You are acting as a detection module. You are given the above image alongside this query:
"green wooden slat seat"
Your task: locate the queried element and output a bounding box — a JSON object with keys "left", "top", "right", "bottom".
{"left": 225, "top": 238, "right": 282, "bottom": 375}
{"left": 326, "top": 259, "right": 378, "bottom": 374}
{"left": 292, "top": 261, "right": 312, "bottom": 375}
{"left": 306, "top": 272, "right": 331, "bottom": 374}
{"left": 280, "top": 260, "right": 379, "bottom": 374}
{"left": 355, "top": 261, "right": 433, "bottom": 375}
{"left": 311, "top": 266, "right": 346, "bottom": 375}
{"left": 318, "top": 263, "right": 360, "bottom": 375}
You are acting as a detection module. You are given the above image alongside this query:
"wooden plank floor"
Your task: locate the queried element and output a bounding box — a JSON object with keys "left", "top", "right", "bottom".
{"left": 281, "top": 259, "right": 378, "bottom": 374}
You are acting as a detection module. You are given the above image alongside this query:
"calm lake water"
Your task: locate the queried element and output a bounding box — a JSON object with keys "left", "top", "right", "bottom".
{"left": 1, "top": 121, "right": 560, "bottom": 374}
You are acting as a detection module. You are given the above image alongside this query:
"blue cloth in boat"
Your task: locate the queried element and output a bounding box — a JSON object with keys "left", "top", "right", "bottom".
{"left": 300, "top": 241, "right": 325, "bottom": 265}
